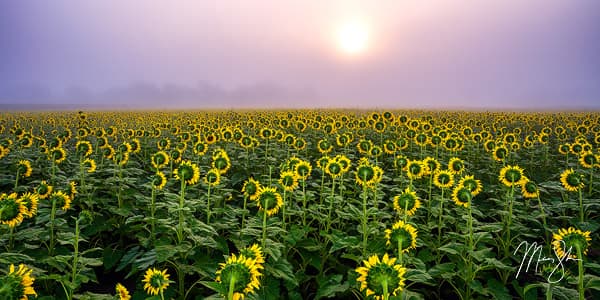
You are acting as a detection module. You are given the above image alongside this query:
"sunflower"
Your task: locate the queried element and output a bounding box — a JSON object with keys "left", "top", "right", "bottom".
{"left": 558, "top": 144, "right": 570, "bottom": 155}
{"left": 50, "top": 191, "right": 71, "bottom": 211}
{"left": 279, "top": 170, "right": 299, "bottom": 192}
{"left": 151, "top": 151, "right": 170, "bottom": 170}
{"left": 0, "top": 193, "right": 27, "bottom": 228}
{"left": 19, "top": 192, "right": 38, "bottom": 217}
{"left": 499, "top": 165, "right": 527, "bottom": 187}
{"left": 216, "top": 254, "right": 262, "bottom": 300}
{"left": 242, "top": 178, "right": 261, "bottom": 201}
{"left": 174, "top": 160, "right": 200, "bottom": 185}
{"left": 552, "top": 227, "right": 591, "bottom": 259}
{"left": 317, "top": 139, "right": 333, "bottom": 154}
{"left": 405, "top": 160, "right": 425, "bottom": 180}
{"left": 433, "top": 170, "right": 454, "bottom": 189}
{"left": 452, "top": 186, "right": 473, "bottom": 208}
{"left": 335, "top": 155, "right": 352, "bottom": 174}
{"left": 157, "top": 138, "right": 171, "bottom": 150}
{"left": 142, "top": 268, "right": 171, "bottom": 296}
{"left": 316, "top": 156, "right": 331, "bottom": 170}
{"left": 17, "top": 160, "right": 32, "bottom": 178}
{"left": 82, "top": 158, "right": 96, "bottom": 173}
{"left": 49, "top": 147, "right": 67, "bottom": 164}
{"left": 519, "top": 179, "right": 539, "bottom": 199}
{"left": 193, "top": 141, "right": 208, "bottom": 156}
{"left": 492, "top": 146, "right": 509, "bottom": 162}
{"left": 369, "top": 145, "right": 383, "bottom": 158}
{"left": 204, "top": 168, "right": 221, "bottom": 187}
{"left": 152, "top": 172, "right": 167, "bottom": 190}
{"left": 383, "top": 140, "right": 396, "bottom": 155}
{"left": 239, "top": 244, "right": 265, "bottom": 266}
{"left": 579, "top": 151, "right": 597, "bottom": 169}
{"left": 457, "top": 175, "right": 482, "bottom": 196}
{"left": 325, "top": 160, "right": 344, "bottom": 179}
{"left": 355, "top": 253, "right": 407, "bottom": 300}
{"left": 559, "top": 169, "right": 585, "bottom": 192}
{"left": 169, "top": 149, "right": 182, "bottom": 164}
{"left": 37, "top": 180, "right": 53, "bottom": 199}
{"left": 75, "top": 140, "right": 93, "bottom": 157}
{"left": 394, "top": 156, "right": 408, "bottom": 170}
{"left": 103, "top": 145, "right": 115, "bottom": 160}
{"left": 355, "top": 162, "right": 376, "bottom": 186}
{"left": 422, "top": 156, "right": 440, "bottom": 175}
{"left": 385, "top": 220, "right": 418, "bottom": 253}
{"left": 447, "top": 157, "right": 465, "bottom": 175}
{"left": 212, "top": 149, "right": 232, "bottom": 174}
{"left": 255, "top": 187, "right": 283, "bottom": 216}
{"left": 392, "top": 187, "right": 421, "bottom": 216}
{"left": 113, "top": 151, "right": 129, "bottom": 166}
{"left": 294, "top": 160, "right": 312, "bottom": 180}
{"left": 0, "top": 264, "right": 37, "bottom": 300}
{"left": 115, "top": 283, "right": 131, "bottom": 300}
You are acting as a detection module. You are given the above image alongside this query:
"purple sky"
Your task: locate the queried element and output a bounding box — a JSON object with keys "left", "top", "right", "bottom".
{"left": 1, "top": 0, "right": 599, "bottom": 109}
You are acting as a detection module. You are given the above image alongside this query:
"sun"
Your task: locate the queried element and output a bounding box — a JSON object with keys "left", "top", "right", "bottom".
{"left": 336, "top": 21, "right": 370, "bottom": 55}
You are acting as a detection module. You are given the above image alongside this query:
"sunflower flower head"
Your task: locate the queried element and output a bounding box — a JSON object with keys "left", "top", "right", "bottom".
{"left": 239, "top": 244, "right": 265, "bottom": 266}
{"left": 0, "top": 193, "right": 27, "bottom": 228}
{"left": 552, "top": 227, "right": 592, "bottom": 259}
{"left": 37, "top": 180, "right": 53, "bottom": 199}
{"left": 18, "top": 192, "right": 39, "bottom": 218}
{"left": 174, "top": 160, "right": 200, "bottom": 185}
{"left": 255, "top": 187, "right": 283, "bottom": 217}
{"left": 355, "top": 253, "right": 407, "bottom": 300}
{"left": 151, "top": 172, "right": 167, "bottom": 190}
{"left": 560, "top": 169, "right": 585, "bottom": 192}
{"left": 457, "top": 175, "right": 483, "bottom": 196}
{"left": 279, "top": 170, "right": 299, "bottom": 192}
{"left": 294, "top": 160, "right": 312, "bottom": 180}
{"left": 17, "top": 160, "right": 32, "bottom": 178}
{"left": 520, "top": 179, "right": 539, "bottom": 199}
{"left": 50, "top": 191, "right": 71, "bottom": 211}
{"left": 452, "top": 186, "right": 473, "bottom": 208}
{"left": 242, "top": 178, "right": 261, "bottom": 201}
{"left": 433, "top": 170, "right": 454, "bottom": 189}
{"left": 385, "top": 220, "right": 418, "bottom": 253}
{"left": 392, "top": 187, "right": 421, "bottom": 216}
{"left": 115, "top": 283, "right": 131, "bottom": 300}
{"left": 151, "top": 151, "right": 170, "bottom": 169}
{"left": 212, "top": 149, "right": 231, "bottom": 174}
{"left": 142, "top": 268, "right": 170, "bottom": 296}
{"left": 204, "top": 168, "right": 221, "bottom": 187}
{"left": 82, "top": 158, "right": 97, "bottom": 173}
{"left": 405, "top": 160, "right": 425, "bottom": 180}
{"left": 216, "top": 254, "right": 262, "bottom": 300}
{"left": 499, "top": 165, "right": 527, "bottom": 187}
{"left": 447, "top": 157, "right": 465, "bottom": 175}
{"left": 0, "top": 264, "right": 37, "bottom": 300}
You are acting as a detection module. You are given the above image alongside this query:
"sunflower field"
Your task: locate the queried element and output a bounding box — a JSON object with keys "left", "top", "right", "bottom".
{"left": 0, "top": 110, "right": 599, "bottom": 300}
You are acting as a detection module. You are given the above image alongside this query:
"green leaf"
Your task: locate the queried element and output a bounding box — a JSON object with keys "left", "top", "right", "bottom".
{"left": 487, "top": 278, "right": 511, "bottom": 300}
{"left": 315, "top": 274, "right": 349, "bottom": 299}
{"left": 584, "top": 274, "right": 600, "bottom": 291}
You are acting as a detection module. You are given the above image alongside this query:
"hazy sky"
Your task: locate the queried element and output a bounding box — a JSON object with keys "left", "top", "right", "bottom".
{"left": 1, "top": 0, "right": 599, "bottom": 109}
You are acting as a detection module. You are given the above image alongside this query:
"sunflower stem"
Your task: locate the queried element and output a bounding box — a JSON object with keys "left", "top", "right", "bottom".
{"left": 282, "top": 189, "right": 287, "bottom": 231}
{"left": 361, "top": 174, "right": 369, "bottom": 257}
{"left": 227, "top": 276, "right": 237, "bottom": 300}
{"left": 577, "top": 247, "right": 584, "bottom": 300}
{"left": 301, "top": 179, "right": 307, "bottom": 227}
{"left": 206, "top": 184, "right": 212, "bottom": 224}
{"left": 49, "top": 194, "right": 57, "bottom": 255}
{"left": 261, "top": 206, "right": 268, "bottom": 250}
{"left": 326, "top": 177, "right": 336, "bottom": 233}
{"left": 150, "top": 186, "right": 156, "bottom": 247}
{"left": 546, "top": 282, "right": 553, "bottom": 300}
{"left": 177, "top": 178, "right": 186, "bottom": 245}
{"left": 588, "top": 168, "right": 593, "bottom": 197}
{"left": 240, "top": 194, "right": 248, "bottom": 239}
{"left": 14, "top": 169, "right": 19, "bottom": 190}
{"left": 398, "top": 238, "right": 403, "bottom": 265}
{"left": 578, "top": 189, "right": 584, "bottom": 223}
{"left": 437, "top": 188, "right": 445, "bottom": 250}
{"left": 382, "top": 277, "right": 389, "bottom": 300}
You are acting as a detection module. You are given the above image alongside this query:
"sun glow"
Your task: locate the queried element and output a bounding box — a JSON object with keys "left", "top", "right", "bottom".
{"left": 336, "top": 21, "right": 370, "bottom": 55}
